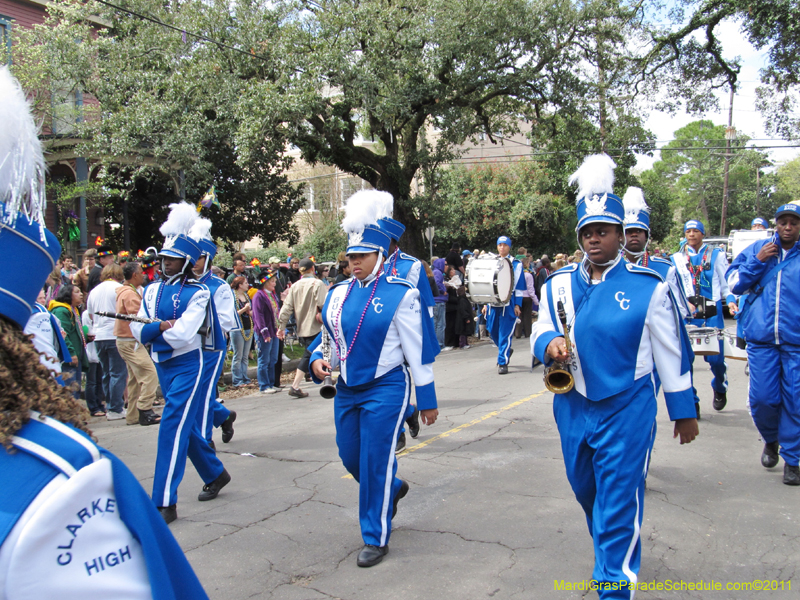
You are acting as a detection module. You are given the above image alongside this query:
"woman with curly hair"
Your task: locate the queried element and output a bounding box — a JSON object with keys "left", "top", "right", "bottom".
{"left": 49, "top": 283, "right": 88, "bottom": 399}
{"left": 0, "top": 65, "right": 208, "bottom": 599}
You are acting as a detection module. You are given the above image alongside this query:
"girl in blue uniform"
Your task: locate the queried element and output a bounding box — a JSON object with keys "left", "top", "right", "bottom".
{"left": 310, "top": 191, "right": 439, "bottom": 567}
{"left": 532, "top": 154, "right": 698, "bottom": 599}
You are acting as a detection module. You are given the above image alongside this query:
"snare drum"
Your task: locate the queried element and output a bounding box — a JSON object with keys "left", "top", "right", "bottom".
{"left": 465, "top": 254, "right": 513, "bottom": 306}
{"left": 723, "top": 327, "right": 748, "bottom": 361}
{"left": 686, "top": 325, "right": 721, "bottom": 356}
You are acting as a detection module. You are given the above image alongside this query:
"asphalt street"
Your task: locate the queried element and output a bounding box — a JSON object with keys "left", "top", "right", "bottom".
{"left": 92, "top": 329, "right": 798, "bottom": 599}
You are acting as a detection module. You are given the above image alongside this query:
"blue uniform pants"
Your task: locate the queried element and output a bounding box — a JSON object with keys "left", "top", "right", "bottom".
{"left": 153, "top": 350, "right": 225, "bottom": 507}
{"left": 688, "top": 303, "right": 727, "bottom": 403}
{"left": 200, "top": 350, "right": 231, "bottom": 442}
{"left": 486, "top": 305, "right": 516, "bottom": 365}
{"left": 553, "top": 377, "right": 657, "bottom": 599}
{"left": 747, "top": 343, "right": 800, "bottom": 467}
{"left": 334, "top": 365, "right": 410, "bottom": 547}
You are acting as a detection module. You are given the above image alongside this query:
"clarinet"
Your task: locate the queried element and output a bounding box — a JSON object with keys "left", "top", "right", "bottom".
{"left": 94, "top": 311, "right": 161, "bottom": 324}
{"left": 319, "top": 328, "right": 337, "bottom": 399}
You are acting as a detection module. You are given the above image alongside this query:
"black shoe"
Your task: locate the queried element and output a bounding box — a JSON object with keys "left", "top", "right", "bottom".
{"left": 357, "top": 544, "right": 388, "bottom": 567}
{"left": 498, "top": 364, "right": 508, "bottom": 375}
{"left": 221, "top": 411, "right": 237, "bottom": 443}
{"left": 198, "top": 469, "right": 231, "bottom": 501}
{"left": 138, "top": 409, "right": 162, "bottom": 426}
{"left": 712, "top": 391, "right": 727, "bottom": 411}
{"left": 392, "top": 480, "right": 409, "bottom": 518}
{"left": 695, "top": 403, "right": 701, "bottom": 420}
{"left": 406, "top": 408, "right": 420, "bottom": 439}
{"left": 762, "top": 441, "right": 780, "bottom": 469}
{"left": 208, "top": 439, "right": 216, "bottom": 451}
{"left": 304, "top": 373, "right": 312, "bottom": 382}
{"left": 158, "top": 505, "right": 177, "bottom": 524}
{"left": 783, "top": 464, "right": 800, "bottom": 486}
{"left": 395, "top": 431, "right": 406, "bottom": 454}
{"left": 288, "top": 387, "right": 309, "bottom": 398}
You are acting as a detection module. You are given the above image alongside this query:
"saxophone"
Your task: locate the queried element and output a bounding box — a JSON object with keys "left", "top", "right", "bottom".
{"left": 319, "top": 328, "right": 337, "bottom": 399}
{"left": 543, "top": 300, "right": 575, "bottom": 394}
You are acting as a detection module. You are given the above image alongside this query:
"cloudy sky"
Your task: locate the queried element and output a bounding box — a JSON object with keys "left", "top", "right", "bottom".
{"left": 636, "top": 18, "right": 799, "bottom": 171}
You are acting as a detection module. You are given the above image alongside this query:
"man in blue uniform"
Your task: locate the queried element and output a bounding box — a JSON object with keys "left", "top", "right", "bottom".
{"left": 672, "top": 219, "right": 738, "bottom": 416}
{"left": 0, "top": 65, "right": 209, "bottom": 598}
{"left": 483, "top": 236, "right": 526, "bottom": 374}
{"left": 189, "top": 219, "right": 239, "bottom": 448}
{"left": 309, "top": 191, "right": 439, "bottom": 567}
{"left": 727, "top": 204, "right": 800, "bottom": 485}
{"left": 130, "top": 203, "right": 231, "bottom": 524}
{"left": 751, "top": 217, "right": 769, "bottom": 231}
{"left": 532, "top": 154, "right": 698, "bottom": 599}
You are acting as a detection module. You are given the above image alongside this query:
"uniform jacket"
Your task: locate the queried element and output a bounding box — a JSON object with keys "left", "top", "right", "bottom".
{"left": 532, "top": 257, "right": 694, "bottom": 420}
{"left": 199, "top": 272, "right": 240, "bottom": 339}
{"left": 726, "top": 238, "right": 800, "bottom": 346}
{"left": 487, "top": 257, "right": 526, "bottom": 317}
{"left": 0, "top": 412, "right": 208, "bottom": 599}
{"left": 310, "top": 274, "right": 438, "bottom": 410}
{"left": 630, "top": 254, "right": 691, "bottom": 320}
{"left": 130, "top": 275, "right": 215, "bottom": 363}
{"left": 672, "top": 244, "right": 735, "bottom": 305}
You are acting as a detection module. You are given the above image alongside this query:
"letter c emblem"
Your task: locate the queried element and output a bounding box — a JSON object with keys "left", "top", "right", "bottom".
{"left": 372, "top": 298, "right": 383, "bottom": 313}
{"left": 615, "top": 291, "right": 630, "bottom": 310}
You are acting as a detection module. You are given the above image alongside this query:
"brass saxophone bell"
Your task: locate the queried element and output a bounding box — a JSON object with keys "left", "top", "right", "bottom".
{"left": 544, "top": 364, "right": 575, "bottom": 394}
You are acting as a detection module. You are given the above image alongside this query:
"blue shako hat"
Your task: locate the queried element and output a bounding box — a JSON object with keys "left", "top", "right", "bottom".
{"left": 158, "top": 202, "right": 202, "bottom": 264}
{"left": 188, "top": 218, "right": 217, "bottom": 261}
{"left": 569, "top": 154, "right": 624, "bottom": 231}
{"left": 378, "top": 217, "right": 405, "bottom": 242}
{"left": 751, "top": 217, "right": 769, "bottom": 228}
{"left": 0, "top": 203, "right": 61, "bottom": 328}
{"left": 342, "top": 190, "right": 394, "bottom": 257}
{"left": 622, "top": 187, "right": 651, "bottom": 232}
{"left": 0, "top": 67, "right": 62, "bottom": 328}
{"left": 684, "top": 219, "right": 705, "bottom": 235}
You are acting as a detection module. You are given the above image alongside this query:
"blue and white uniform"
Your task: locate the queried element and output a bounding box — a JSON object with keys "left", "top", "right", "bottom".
{"left": 385, "top": 249, "right": 439, "bottom": 365}
{"left": 727, "top": 232, "right": 800, "bottom": 466}
{"left": 130, "top": 274, "right": 225, "bottom": 508}
{"left": 672, "top": 242, "right": 734, "bottom": 404}
{"left": 310, "top": 274, "right": 437, "bottom": 548}
{"left": 0, "top": 412, "right": 208, "bottom": 599}
{"left": 197, "top": 271, "right": 240, "bottom": 442}
{"left": 532, "top": 257, "right": 694, "bottom": 598}
{"left": 486, "top": 256, "right": 525, "bottom": 366}
{"left": 24, "top": 303, "right": 71, "bottom": 376}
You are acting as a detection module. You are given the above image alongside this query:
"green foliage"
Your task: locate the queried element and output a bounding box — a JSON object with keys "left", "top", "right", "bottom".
{"left": 292, "top": 212, "right": 348, "bottom": 263}
{"left": 774, "top": 155, "right": 800, "bottom": 202}
{"left": 432, "top": 160, "right": 574, "bottom": 256}
{"left": 642, "top": 120, "right": 778, "bottom": 236}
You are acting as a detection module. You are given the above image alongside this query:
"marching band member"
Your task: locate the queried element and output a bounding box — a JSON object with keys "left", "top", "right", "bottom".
{"left": 189, "top": 219, "right": 239, "bottom": 447}
{"left": 374, "top": 192, "right": 439, "bottom": 448}
{"left": 751, "top": 217, "right": 769, "bottom": 231}
{"left": 622, "top": 187, "right": 691, "bottom": 321}
{"left": 0, "top": 65, "right": 208, "bottom": 598}
{"left": 727, "top": 204, "right": 800, "bottom": 485}
{"left": 309, "top": 191, "right": 439, "bottom": 568}
{"left": 130, "top": 203, "right": 231, "bottom": 524}
{"left": 532, "top": 154, "right": 697, "bottom": 599}
{"left": 671, "top": 219, "right": 738, "bottom": 416}
{"left": 483, "top": 235, "right": 525, "bottom": 374}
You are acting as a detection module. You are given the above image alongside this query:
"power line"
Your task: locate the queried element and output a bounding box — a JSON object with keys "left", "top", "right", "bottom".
{"left": 91, "top": 0, "right": 269, "bottom": 61}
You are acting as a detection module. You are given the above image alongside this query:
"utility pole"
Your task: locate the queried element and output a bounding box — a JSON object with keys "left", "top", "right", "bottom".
{"left": 720, "top": 85, "right": 735, "bottom": 236}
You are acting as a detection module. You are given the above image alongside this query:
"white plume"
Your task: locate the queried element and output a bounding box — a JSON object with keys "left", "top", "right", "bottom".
{"left": 0, "top": 66, "right": 47, "bottom": 232}
{"left": 568, "top": 154, "right": 617, "bottom": 202}
{"left": 160, "top": 202, "right": 199, "bottom": 238}
{"left": 341, "top": 190, "right": 392, "bottom": 234}
{"left": 622, "top": 187, "right": 649, "bottom": 221}
{"left": 188, "top": 217, "right": 213, "bottom": 242}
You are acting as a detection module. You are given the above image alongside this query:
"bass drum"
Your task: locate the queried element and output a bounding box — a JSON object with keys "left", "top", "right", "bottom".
{"left": 465, "top": 254, "right": 513, "bottom": 307}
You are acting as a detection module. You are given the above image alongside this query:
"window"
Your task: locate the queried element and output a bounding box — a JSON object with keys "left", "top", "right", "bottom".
{"left": 0, "top": 15, "right": 11, "bottom": 65}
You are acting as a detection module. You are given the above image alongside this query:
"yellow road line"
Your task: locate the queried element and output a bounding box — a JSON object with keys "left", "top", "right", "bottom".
{"left": 342, "top": 388, "right": 549, "bottom": 479}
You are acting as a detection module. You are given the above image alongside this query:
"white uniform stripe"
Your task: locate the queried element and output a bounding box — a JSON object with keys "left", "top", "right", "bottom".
{"left": 10, "top": 437, "right": 78, "bottom": 477}
{"left": 29, "top": 411, "right": 102, "bottom": 462}
{"left": 163, "top": 351, "right": 205, "bottom": 507}
{"left": 202, "top": 351, "right": 226, "bottom": 435}
{"left": 621, "top": 436, "right": 653, "bottom": 600}
{"left": 501, "top": 321, "right": 515, "bottom": 363}
{"left": 379, "top": 366, "right": 411, "bottom": 547}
